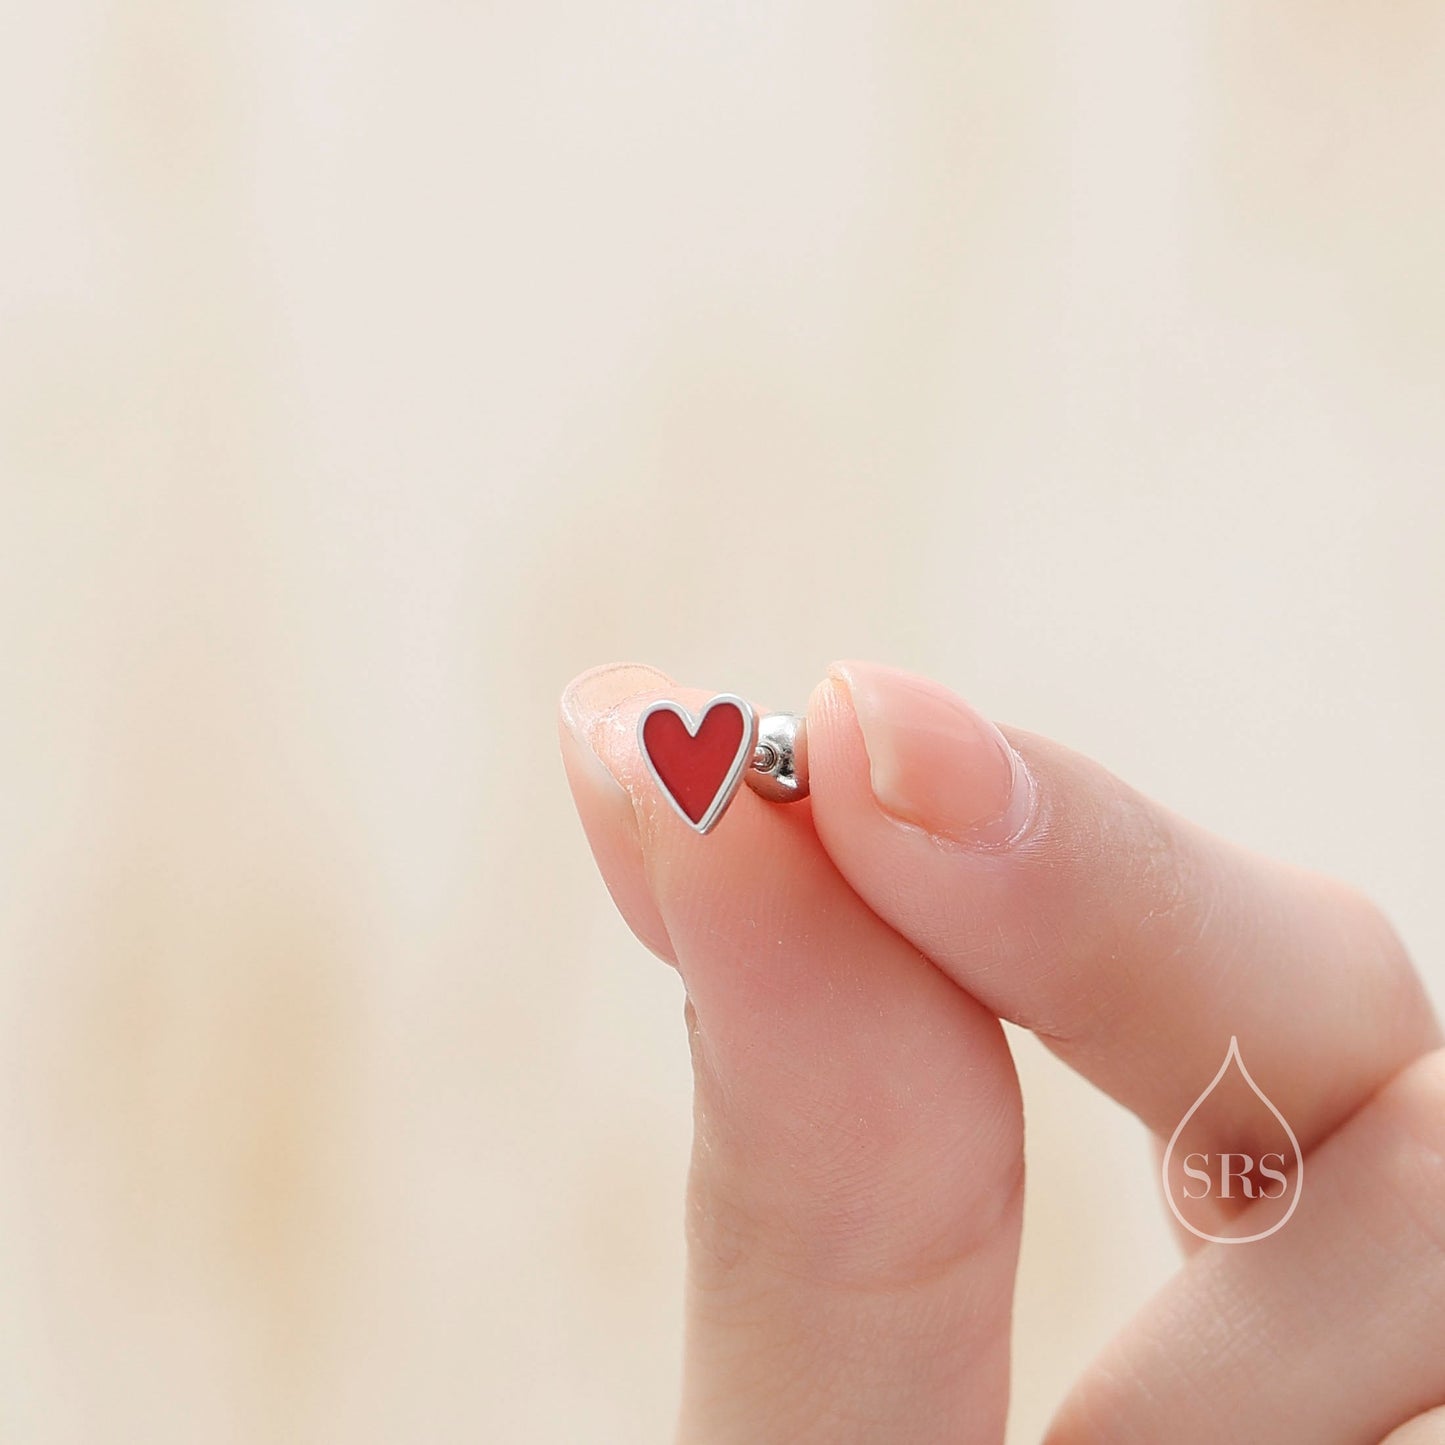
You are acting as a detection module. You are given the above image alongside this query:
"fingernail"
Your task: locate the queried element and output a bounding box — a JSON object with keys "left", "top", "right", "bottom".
{"left": 558, "top": 661, "right": 677, "bottom": 963}
{"left": 559, "top": 661, "right": 671, "bottom": 800}
{"left": 830, "top": 661, "right": 1034, "bottom": 847}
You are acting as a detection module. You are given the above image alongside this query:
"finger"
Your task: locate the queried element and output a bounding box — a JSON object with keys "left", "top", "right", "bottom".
{"left": 560, "top": 663, "right": 1024, "bottom": 1445}
{"left": 1382, "top": 1409, "right": 1445, "bottom": 1444}
{"left": 559, "top": 663, "right": 678, "bottom": 963}
{"left": 1046, "top": 1049, "right": 1445, "bottom": 1445}
{"left": 805, "top": 660, "right": 1440, "bottom": 1161}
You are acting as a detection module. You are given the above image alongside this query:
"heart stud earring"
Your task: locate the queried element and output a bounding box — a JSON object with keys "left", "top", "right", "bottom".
{"left": 638, "top": 694, "right": 809, "bottom": 834}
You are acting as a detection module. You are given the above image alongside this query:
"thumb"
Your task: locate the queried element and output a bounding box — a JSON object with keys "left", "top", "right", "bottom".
{"left": 560, "top": 664, "right": 1024, "bottom": 1445}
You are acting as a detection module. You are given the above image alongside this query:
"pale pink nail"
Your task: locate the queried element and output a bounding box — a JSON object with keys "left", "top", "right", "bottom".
{"left": 830, "top": 661, "right": 1034, "bottom": 846}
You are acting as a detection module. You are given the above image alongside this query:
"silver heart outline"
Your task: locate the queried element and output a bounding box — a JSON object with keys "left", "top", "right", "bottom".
{"left": 636, "top": 694, "right": 759, "bottom": 834}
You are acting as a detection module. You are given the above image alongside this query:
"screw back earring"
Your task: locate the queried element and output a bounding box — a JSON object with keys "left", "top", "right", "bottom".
{"left": 638, "top": 694, "right": 809, "bottom": 834}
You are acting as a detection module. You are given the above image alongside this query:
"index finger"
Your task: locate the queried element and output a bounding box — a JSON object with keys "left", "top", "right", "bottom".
{"left": 806, "top": 660, "right": 1440, "bottom": 1158}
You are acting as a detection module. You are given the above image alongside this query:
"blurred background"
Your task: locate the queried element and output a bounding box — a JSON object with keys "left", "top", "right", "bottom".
{"left": 2, "top": 2, "right": 1443, "bottom": 1441}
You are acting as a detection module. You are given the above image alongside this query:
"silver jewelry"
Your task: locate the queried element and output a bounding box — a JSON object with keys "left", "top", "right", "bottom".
{"left": 638, "top": 694, "right": 809, "bottom": 834}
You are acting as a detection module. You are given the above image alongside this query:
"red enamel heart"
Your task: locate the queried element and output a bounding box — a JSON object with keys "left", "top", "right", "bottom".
{"left": 639, "top": 696, "right": 756, "bottom": 832}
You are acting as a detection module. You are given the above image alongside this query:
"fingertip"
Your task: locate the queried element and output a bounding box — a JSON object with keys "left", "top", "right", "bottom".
{"left": 559, "top": 661, "right": 674, "bottom": 769}
{"left": 806, "top": 665, "right": 851, "bottom": 722}
{"left": 558, "top": 661, "right": 677, "bottom": 963}
{"left": 807, "top": 664, "right": 874, "bottom": 813}
{"left": 825, "top": 660, "right": 1035, "bottom": 849}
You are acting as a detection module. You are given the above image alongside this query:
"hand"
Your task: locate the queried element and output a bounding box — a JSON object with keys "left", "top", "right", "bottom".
{"left": 559, "top": 659, "right": 1445, "bottom": 1444}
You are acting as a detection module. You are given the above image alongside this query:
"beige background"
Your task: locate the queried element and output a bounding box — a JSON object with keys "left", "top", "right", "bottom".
{"left": 3, "top": 2, "right": 1443, "bottom": 1441}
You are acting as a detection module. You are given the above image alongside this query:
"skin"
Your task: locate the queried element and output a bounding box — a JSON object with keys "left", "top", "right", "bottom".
{"left": 558, "top": 659, "right": 1445, "bottom": 1444}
